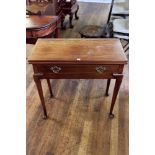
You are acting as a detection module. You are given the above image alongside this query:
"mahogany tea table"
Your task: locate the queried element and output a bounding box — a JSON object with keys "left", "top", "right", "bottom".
{"left": 26, "top": 15, "right": 59, "bottom": 44}
{"left": 28, "top": 38, "right": 128, "bottom": 119}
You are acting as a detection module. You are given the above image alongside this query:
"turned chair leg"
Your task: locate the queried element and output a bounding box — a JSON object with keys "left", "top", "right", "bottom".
{"left": 61, "top": 16, "right": 66, "bottom": 30}
{"left": 69, "top": 13, "right": 74, "bottom": 28}
{"left": 75, "top": 5, "right": 79, "bottom": 20}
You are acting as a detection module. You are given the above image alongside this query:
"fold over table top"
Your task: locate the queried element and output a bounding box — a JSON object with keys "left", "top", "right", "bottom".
{"left": 28, "top": 39, "right": 128, "bottom": 64}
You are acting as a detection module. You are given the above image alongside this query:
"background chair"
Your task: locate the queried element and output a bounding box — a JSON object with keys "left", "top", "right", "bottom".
{"left": 79, "top": 0, "right": 115, "bottom": 38}
{"left": 108, "top": 0, "right": 129, "bottom": 54}
{"left": 111, "top": 0, "right": 129, "bottom": 54}
{"left": 79, "top": 0, "right": 129, "bottom": 54}
{"left": 112, "top": 18, "right": 129, "bottom": 54}
{"left": 112, "top": 0, "right": 129, "bottom": 19}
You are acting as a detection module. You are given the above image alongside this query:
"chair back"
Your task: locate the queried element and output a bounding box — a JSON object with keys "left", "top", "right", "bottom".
{"left": 107, "top": 0, "right": 115, "bottom": 23}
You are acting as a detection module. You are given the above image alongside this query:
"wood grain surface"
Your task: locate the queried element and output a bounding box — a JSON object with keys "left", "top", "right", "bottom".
{"left": 26, "top": 15, "right": 58, "bottom": 29}
{"left": 26, "top": 2, "right": 128, "bottom": 155}
{"left": 28, "top": 39, "right": 127, "bottom": 64}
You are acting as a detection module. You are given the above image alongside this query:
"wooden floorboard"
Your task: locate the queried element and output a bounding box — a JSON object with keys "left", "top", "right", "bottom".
{"left": 60, "top": 2, "right": 110, "bottom": 38}
{"left": 26, "top": 2, "right": 129, "bottom": 155}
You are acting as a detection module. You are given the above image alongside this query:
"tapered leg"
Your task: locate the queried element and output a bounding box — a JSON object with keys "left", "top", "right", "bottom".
{"left": 34, "top": 75, "right": 48, "bottom": 119}
{"left": 75, "top": 5, "right": 79, "bottom": 20}
{"left": 105, "top": 79, "right": 111, "bottom": 96}
{"left": 69, "top": 13, "right": 74, "bottom": 28}
{"left": 46, "top": 79, "right": 53, "bottom": 97}
{"left": 109, "top": 75, "right": 123, "bottom": 118}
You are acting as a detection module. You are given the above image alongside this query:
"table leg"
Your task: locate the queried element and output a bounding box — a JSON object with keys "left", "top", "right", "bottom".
{"left": 33, "top": 75, "right": 48, "bottom": 119}
{"left": 109, "top": 75, "right": 123, "bottom": 118}
{"left": 105, "top": 79, "right": 111, "bottom": 96}
{"left": 46, "top": 79, "right": 53, "bottom": 97}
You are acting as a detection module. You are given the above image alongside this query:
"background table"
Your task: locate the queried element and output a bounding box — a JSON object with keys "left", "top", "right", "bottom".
{"left": 26, "top": 15, "right": 59, "bottom": 44}
{"left": 26, "top": 0, "right": 79, "bottom": 29}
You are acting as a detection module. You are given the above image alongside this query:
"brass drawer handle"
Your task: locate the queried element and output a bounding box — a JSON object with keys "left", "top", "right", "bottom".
{"left": 96, "top": 66, "right": 106, "bottom": 74}
{"left": 50, "top": 66, "right": 61, "bottom": 74}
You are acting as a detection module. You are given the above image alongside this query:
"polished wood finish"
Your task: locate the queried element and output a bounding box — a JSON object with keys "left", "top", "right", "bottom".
{"left": 28, "top": 39, "right": 127, "bottom": 63}
{"left": 26, "top": 15, "right": 59, "bottom": 44}
{"left": 26, "top": 0, "right": 79, "bottom": 29}
{"left": 27, "top": 3, "right": 128, "bottom": 154}
{"left": 26, "top": 15, "right": 58, "bottom": 29}
{"left": 32, "top": 64, "right": 121, "bottom": 79}
{"left": 28, "top": 39, "right": 127, "bottom": 118}
{"left": 26, "top": 0, "right": 65, "bottom": 29}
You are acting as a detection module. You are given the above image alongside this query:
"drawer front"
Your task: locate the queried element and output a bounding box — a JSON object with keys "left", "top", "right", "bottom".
{"left": 34, "top": 64, "right": 122, "bottom": 79}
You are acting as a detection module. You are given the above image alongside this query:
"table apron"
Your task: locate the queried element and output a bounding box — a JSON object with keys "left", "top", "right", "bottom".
{"left": 33, "top": 64, "right": 124, "bottom": 79}
{"left": 34, "top": 73, "right": 119, "bottom": 79}
{"left": 26, "top": 24, "right": 57, "bottom": 38}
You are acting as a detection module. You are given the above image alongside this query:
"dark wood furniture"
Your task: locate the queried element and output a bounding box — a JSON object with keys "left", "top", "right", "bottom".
{"left": 26, "top": 0, "right": 79, "bottom": 29}
{"left": 62, "top": 0, "right": 79, "bottom": 28}
{"left": 28, "top": 39, "right": 127, "bottom": 119}
{"left": 26, "top": 15, "right": 59, "bottom": 44}
{"left": 26, "top": 0, "right": 65, "bottom": 29}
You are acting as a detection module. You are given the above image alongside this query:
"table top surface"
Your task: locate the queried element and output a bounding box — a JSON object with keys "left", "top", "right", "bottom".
{"left": 26, "top": 15, "right": 58, "bottom": 29}
{"left": 28, "top": 39, "right": 128, "bottom": 64}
